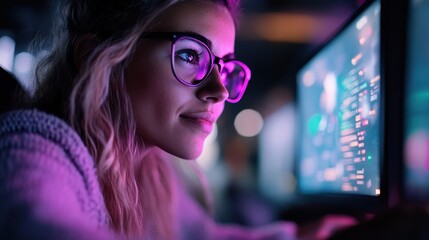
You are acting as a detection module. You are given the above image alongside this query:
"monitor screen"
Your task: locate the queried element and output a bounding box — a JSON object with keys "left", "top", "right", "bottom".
{"left": 403, "top": 0, "right": 429, "bottom": 201}
{"left": 296, "top": 0, "right": 382, "bottom": 197}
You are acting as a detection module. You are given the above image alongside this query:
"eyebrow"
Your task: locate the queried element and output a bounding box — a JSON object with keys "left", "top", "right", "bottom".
{"left": 182, "top": 31, "right": 213, "bottom": 49}
{"left": 184, "top": 31, "right": 235, "bottom": 59}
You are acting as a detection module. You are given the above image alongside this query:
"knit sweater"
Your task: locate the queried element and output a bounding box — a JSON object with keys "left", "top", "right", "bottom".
{"left": 0, "top": 109, "right": 113, "bottom": 239}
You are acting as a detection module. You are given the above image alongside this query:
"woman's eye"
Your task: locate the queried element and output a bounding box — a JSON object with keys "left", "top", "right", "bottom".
{"left": 177, "top": 50, "right": 200, "bottom": 65}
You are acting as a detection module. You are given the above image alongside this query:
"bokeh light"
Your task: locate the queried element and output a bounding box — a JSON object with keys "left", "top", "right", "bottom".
{"left": 14, "top": 52, "right": 36, "bottom": 92}
{"left": 0, "top": 36, "right": 15, "bottom": 71}
{"left": 234, "top": 109, "right": 264, "bottom": 137}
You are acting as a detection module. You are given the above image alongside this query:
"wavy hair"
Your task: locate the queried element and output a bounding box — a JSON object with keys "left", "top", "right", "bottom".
{"left": 31, "top": 0, "right": 241, "bottom": 238}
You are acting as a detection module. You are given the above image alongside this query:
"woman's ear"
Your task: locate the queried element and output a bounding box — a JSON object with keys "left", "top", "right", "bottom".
{"left": 73, "top": 34, "right": 99, "bottom": 70}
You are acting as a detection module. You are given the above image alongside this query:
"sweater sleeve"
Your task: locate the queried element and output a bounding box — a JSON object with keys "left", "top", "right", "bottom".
{"left": 0, "top": 132, "right": 115, "bottom": 240}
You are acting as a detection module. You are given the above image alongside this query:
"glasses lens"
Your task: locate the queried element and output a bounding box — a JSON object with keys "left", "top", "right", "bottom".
{"left": 172, "top": 37, "right": 211, "bottom": 85}
{"left": 222, "top": 61, "right": 248, "bottom": 101}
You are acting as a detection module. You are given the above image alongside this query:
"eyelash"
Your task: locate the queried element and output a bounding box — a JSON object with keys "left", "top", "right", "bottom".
{"left": 176, "top": 48, "right": 202, "bottom": 64}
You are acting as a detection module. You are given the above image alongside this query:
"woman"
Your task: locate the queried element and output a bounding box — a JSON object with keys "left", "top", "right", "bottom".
{"left": 0, "top": 0, "right": 354, "bottom": 239}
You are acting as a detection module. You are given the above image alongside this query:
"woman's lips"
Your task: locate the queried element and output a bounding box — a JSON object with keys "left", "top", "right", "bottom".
{"left": 180, "top": 112, "right": 216, "bottom": 133}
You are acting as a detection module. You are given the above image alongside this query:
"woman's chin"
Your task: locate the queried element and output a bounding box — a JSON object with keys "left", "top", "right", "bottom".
{"left": 177, "top": 150, "right": 202, "bottom": 161}
{"left": 164, "top": 145, "right": 203, "bottom": 161}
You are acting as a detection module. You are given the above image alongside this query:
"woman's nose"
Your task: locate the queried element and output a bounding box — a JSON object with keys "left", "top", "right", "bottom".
{"left": 196, "top": 68, "right": 229, "bottom": 103}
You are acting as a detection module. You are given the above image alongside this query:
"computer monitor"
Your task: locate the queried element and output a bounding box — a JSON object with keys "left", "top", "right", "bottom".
{"left": 294, "top": 0, "right": 386, "bottom": 213}
{"left": 403, "top": 0, "right": 429, "bottom": 203}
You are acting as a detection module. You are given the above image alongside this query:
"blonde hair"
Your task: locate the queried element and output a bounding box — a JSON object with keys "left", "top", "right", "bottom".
{"left": 31, "top": 0, "right": 241, "bottom": 238}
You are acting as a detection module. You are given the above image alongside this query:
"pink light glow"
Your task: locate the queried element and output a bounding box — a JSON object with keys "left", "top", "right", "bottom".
{"left": 405, "top": 130, "right": 429, "bottom": 171}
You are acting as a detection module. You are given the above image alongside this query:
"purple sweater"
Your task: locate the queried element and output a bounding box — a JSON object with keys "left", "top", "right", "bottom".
{"left": 0, "top": 109, "right": 113, "bottom": 239}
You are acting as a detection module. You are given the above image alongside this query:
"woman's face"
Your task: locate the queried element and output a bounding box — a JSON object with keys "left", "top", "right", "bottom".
{"left": 126, "top": 1, "right": 236, "bottom": 159}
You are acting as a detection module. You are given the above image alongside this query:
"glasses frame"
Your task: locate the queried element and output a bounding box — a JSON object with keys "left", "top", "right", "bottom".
{"left": 141, "top": 32, "right": 251, "bottom": 103}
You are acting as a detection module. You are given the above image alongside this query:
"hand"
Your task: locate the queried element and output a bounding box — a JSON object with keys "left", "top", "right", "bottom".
{"left": 297, "top": 215, "right": 357, "bottom": 240}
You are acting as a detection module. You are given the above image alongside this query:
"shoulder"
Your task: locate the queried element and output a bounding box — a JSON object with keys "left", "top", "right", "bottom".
{"left": 0, "top": 108, "right": 98, "bottom": 187}
{"left": 0, "top": 109, "right": 109, "bottom": 226}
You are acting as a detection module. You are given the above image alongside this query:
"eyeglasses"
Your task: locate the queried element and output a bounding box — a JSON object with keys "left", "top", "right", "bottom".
{"left": 141, "top": 32, "right": 251, "bottom": 103}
